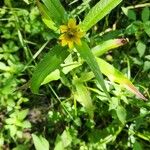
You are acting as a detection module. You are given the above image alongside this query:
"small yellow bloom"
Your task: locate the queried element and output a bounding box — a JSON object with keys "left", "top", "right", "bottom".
{"left": 59, "top": 19, "right": 84, "bottom": 49}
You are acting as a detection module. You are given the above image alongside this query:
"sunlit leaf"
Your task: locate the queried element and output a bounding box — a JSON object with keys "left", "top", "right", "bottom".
{"left": 37, "top": 1, "right": 58, "bottom": 31}
{"left": 73, "top": 77, "right": 94, "bottom": 118}
{"left": 17, "top": 109, "right": 29, "bottom": 121}
{"left": 116, "top": 105, "right": 126, "bottom": 124}
{"left": 96, "top": 57, "right": 147, "bottom": 100}
{"left": 42, "top": 69, "right": 60, "bottom": 85}
{"left": 92, "top": 38, "right": 128, "bottom": 57}
{"left": 32, "top": 134, "right": 49, "bottom": 150}
{"left": 80, "top": 0, "right": 122, "bottom": 32}
{"left": 75, "top": 41, "right": 110, "bottom": 100}
{"left": 54, "top": 135, "right": 64, "bottom": 150}
{"left": 31, "top": 45, "right": 69, "bottom": 93}
{"left": 136, "top": 41, "right": 146, "bottom": 57}
{"left": 41, "top": 0, "right": 66, "bottom": 24}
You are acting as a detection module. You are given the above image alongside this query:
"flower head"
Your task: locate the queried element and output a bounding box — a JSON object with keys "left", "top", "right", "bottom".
{"left": 59, "top": 19, "right": 84, "bottom": 49}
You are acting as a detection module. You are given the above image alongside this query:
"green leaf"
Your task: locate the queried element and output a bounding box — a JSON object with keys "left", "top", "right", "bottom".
{"left": 124, "top": 9, "right": 136, "bottom": 21}
{"left": 133, "top": 141, "right": 143, "bottom": 150}
{"left": 80, "top": 0, "right": 122, "bottom": 32}
{"left": 17, "top": 109, "right": 29, "bottom": 121}
{"left": 96, "top": 57, "right": 147, "bottom": 100}
{"left": 9, "top": 125, "right": 17, "bottom": 138}
{"left": 13, "top": 145, "right": 28, "bottom": 150}
{"left": 128, "top": 10, "right": 136, "bottom": 20}
{"left": 75, "top": 41, "right": 110, "bottom": 100}
{"left": 145, "top": 55, "right": 150, "bottom": 60}
{"left": 73, "top": 77, "right": 94, "bottom": 118}
{"left": 37, "top": 1, "right": 52, "bottom": 20}
{"left": 136, "top": 41, "right": 146, "bottom": 57}
{"left": 143, "top": 61, "right": 150, "bottom": 72}
{"left": 92, "top": 38, "right": 128, "bottom": 57}
{"left": 109, "top": 97, "right": 119, "bottom": 110}
{"left": 42, "top": 18, "right": 58, "bottom": 31}
{"left": 41, "top": 0, "right": 66, "bottom": 24}
{"left": 61, "top": 129, "right": 72, "bottom": 148}
{"left": 42, "top": 69, "right": 60, "bottom": 85}
{"left": 23, "top": 0, "right": 29, "bottom": 4}
{"left": 37, "top": 1, "right": 58, "bottom": 31}
{"left": 31, "top": 45, "right": 69, "bottom": 93}
{"left": 54, "top": 129, "right": 72, "bottom": 150}
{"left": 42, "top": 56, "right": 82, "bottom": 85}
{"left": 116, "top": 105, "right": 126, "bottom": 124}
{"left": 54, "top": 135, "right": 64, "bottom": 150}
{"left": 142, "top": 7, "right": 149, "bottom": 22}
{"left": 32, "top": 134, "right": 49, "bottom": 150}
{"left": 144, "top": 21, "right": 150, "bottom": 37}
{"left": 0, "top": 62, "right": 9, "bottom": 71}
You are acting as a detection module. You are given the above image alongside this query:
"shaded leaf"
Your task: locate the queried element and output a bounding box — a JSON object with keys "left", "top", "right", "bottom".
{"left": 122, "top": 7, "right": 136, "bottom": 20}
{"left": 133, "top": 141, "right": 143, "bottom": 150}
{"left": 142, "top": 7, "right": 149, "bottom": 22}
{"left": 144, "top": 21, "right": 150, "bottom": 37}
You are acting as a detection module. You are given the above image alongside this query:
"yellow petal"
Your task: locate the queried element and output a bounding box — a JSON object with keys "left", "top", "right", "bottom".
{"left": 77, "top": 31, "right": 84, "bottom": 38}
{"left": 61, "top": 40, "right": 67, "bottom": 46}
{"left": 60, "top": 25, "right": 68, "bottom": 33}
{"left": 59, "top": 34, "right": 65, "bottom": 40}
{"left": 68, "top": 18, "right": 76, "bottom": 29}
{"left": 74, "top": 37, "right": 81, "bottom": 45}
{"left": 68, "top": 41, "right": 74, "bottom": 49}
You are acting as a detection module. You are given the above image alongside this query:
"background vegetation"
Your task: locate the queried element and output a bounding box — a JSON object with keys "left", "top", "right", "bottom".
{"left": 0, "top": 0, "right": 150, "bottom": 149}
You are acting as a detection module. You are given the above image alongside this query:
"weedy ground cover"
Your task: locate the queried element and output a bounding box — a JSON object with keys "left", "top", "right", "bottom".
{"left": 0, "top": 0, "right": 150, "bottom": 149}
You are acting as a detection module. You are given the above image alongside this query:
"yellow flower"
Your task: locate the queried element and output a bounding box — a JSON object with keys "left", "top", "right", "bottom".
{"left": 59, "top": 18, "right": 84, "bottom": 49}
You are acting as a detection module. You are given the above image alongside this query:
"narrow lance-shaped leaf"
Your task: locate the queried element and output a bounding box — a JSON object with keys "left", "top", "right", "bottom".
{"left": 92, "top": 38, "right": 128, "bottom": 57}
{"left": 96, "top": 57, "right": 147, "bottom": 100}
{"left": 36, "top": 0, "right": 57, "bottom": 31}
{"left": 80, "top": 0, "right": 122, "bottom": 32}
{"left": 31, "top": 45, "right": 69, "bottom": 93}
{"left": 37, "top": 0, "right": 52, "bottom": 20}
{"left": 75, "top": 41, "right": 111, "bottom": 100}
{"left": 73, "top": 77, "right": 94, "bottom": 118}
{"left": 42, "top": 0, "right": 66, "bottom": 24}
